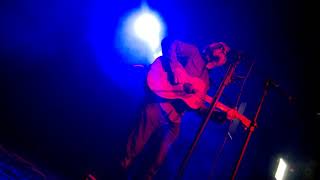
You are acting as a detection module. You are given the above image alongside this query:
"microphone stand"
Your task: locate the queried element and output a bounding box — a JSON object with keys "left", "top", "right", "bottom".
{"left": 176, "top": 58, "right": 240, "bottom": 180}
{"left": 209, "top": 60, "right": 255, "bottom": 179}
{"left": 230, "top": 79, "right": 272, "bottom": 179}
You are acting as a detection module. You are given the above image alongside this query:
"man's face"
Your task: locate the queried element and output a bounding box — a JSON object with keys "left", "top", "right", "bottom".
{"left": 206, "top": 42, "right": 230, "bottom": 69}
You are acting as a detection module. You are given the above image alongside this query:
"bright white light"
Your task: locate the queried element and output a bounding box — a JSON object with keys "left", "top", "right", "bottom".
{"left": 115, "top": 4, "right": 166, "bottom": 64}
{"left": 133, "top": 12, "right": 161, "bottom": 51}
{"left": 152, "top": 48, "right": 162, "bottom": 59}
{"left": 275, "top": 158, "right": 287, "bottom": 180}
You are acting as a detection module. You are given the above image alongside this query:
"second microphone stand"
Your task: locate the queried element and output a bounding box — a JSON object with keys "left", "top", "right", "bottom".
{"left": 230, "top": 79, "right": 272, "bottom": 179}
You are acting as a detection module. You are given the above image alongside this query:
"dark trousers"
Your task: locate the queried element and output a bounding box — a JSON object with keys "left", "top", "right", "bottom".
{"left": 122, "top": 103, "right": 180, "bottom": 179}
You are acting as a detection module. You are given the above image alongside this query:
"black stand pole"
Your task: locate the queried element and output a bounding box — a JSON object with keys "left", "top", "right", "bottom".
{"left": 230, "top": 79, "right": 272, "bottom": 180}
{"left": 176, "top": 60, "right": 240, "bottom": 180}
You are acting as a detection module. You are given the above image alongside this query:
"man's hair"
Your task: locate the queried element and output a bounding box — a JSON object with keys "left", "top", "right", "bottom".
{"left": 161, "top": 36, "right": 175, "bottom": 57}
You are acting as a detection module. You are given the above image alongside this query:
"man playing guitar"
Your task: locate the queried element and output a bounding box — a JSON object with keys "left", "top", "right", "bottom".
{"left": 120, "top": 36, "right": 250, "bottom": 180}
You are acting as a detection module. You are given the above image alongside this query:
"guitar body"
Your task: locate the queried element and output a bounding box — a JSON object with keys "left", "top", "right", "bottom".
{"left": 147, "top": 57, "right": 208, "bottom": 109}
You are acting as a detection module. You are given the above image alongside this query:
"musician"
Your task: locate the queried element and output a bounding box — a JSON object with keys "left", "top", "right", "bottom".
{"left": 120, "top": 36, "right": 233, "bottom": 180}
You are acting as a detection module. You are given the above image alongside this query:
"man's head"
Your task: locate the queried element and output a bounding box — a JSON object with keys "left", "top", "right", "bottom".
{"left": 203, "top": 42, "right": 230, "bottom": 69}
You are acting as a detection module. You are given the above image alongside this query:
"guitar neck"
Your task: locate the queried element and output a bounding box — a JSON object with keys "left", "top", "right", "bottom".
{"left": 204, "top": 95, "right": 251, "bottom": 128}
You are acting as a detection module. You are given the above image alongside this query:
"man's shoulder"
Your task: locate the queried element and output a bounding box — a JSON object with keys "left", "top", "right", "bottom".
{"left": 154, "top": 56, "right": 170, "bottom": 62}
{"left": 150, "top": 56, "right": 171, "bottom": 68}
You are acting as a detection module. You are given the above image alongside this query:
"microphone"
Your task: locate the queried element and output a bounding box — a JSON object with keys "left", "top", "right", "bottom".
{"left": 226, "top": 49, "right": 240, "bottom": 60}
{"left": 226, "top": 49, "right": 250, "bottom": 63}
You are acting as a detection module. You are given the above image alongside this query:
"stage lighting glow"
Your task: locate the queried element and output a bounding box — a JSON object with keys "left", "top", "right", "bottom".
{"left": 275, "top": 158, "right": 287, "bottom": 180}
{"left": 152, "top": 49, "right": 162, "bottom": 59}
{"left": 133, "top": 12, "right": 162, "bottom": 51}
{"left": 115, "top": 4, "right": 166, "bottom": 64}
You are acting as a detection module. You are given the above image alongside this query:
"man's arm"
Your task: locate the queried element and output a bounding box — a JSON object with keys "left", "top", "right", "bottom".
{"left": 167, "top": 40, "right": 199, "bottom": 68}
{"left": 165, "top": 40, "right": 203, "bottom": 85}
{"left": 147, "top": 57, "right": 186, "bottom": 98}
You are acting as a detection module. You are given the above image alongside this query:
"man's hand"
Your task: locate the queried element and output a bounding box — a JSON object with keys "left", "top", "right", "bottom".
{"left": 183, "top": 83, "right": 196, "bottom": 94}
{"left": 171, "top": 68, "right": 186, "bottom": 84}
{"left": 226, "top": 108, "right": 238, "bottom": 120}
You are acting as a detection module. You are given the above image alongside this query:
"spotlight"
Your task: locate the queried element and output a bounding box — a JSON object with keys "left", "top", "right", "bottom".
{"left": 275, "top": 158, "right": 287, "bottom": 180}
{"left": 116, "top": 4, "right": 166, "bottom": 64}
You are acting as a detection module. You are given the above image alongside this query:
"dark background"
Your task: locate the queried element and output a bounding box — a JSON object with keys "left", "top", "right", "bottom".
{"left": 1, "top": 0, "right": 318, "bottom": 179}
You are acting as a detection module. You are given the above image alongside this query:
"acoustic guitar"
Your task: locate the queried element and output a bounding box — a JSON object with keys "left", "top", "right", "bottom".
{"left": 147, "top": 57, "right": 251, "bottom": 128}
